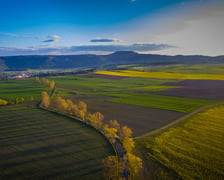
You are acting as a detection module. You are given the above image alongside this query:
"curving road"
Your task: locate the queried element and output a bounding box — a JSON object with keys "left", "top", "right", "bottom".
{"left": 133, "top": 101, "right": 224, "bottom": 139}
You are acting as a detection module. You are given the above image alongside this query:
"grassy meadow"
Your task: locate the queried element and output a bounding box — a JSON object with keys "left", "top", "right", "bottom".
{"left": 0, "top": 104, "right": 114, "bottom": 179}
{"left": 135, "top": 105, "right": 224, "bottom": 179}
{"left": 0, "top": 79, "right": 46, "bottom": 102}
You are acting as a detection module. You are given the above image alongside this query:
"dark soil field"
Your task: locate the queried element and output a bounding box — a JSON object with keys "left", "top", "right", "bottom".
{"left": 153, "top": 80, "right": 224, "bottom": 100}
{"left": 70, "top": 95, "right": 184, "bottom": 136}
{"left": 0, "top": 104, "right": 114, "bottom": 179}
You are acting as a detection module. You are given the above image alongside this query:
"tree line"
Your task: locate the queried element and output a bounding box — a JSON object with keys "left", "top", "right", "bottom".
{"left": 35, "top": 77, "right": 55, "bottom": 91}
{"left": 40, "top": 78, "right": 142, "bottom": 180}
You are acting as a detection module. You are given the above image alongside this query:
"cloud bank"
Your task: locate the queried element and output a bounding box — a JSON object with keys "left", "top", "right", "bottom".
{"left": 72, "top": 43, "right": 174, "bottom": 52}
{"left": 90, "top": 38, "right": 120, "bottom": 43}
{"left": 0, "top": 43, "right": 174, "bottom": 56}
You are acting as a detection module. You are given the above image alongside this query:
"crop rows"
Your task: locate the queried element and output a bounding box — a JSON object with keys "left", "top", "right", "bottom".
{"left": 0, "top": 104, "right": 114, "bottom": 179}
{"left": 138, "top": 105, "right": 224, "bottom": 179}
{"left": 109, "top": 93, "right": 216, "bottom": 113}
{"left": 0, "top": 79, "right": 45, "bottom": 102}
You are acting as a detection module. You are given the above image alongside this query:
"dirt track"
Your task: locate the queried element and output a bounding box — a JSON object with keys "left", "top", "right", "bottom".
{"left": 133, "top": 101, "right": 224, "bottom": 139}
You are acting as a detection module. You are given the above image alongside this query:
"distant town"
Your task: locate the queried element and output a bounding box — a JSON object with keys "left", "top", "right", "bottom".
{"left": 0, "top": 68, "right": 95, "bottom": 80}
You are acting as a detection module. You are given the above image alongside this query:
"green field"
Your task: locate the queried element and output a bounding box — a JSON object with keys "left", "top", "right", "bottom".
{"left": 109, "top": 93, "right": 217, "bottom": 113}
{"left": 133, "top": 64, "right": 224, "bottom": 74}
{"left": 48, "top": 75, "right": 217, "bottom": 113}
{"left": 136, "top": 105, "right": 224, "bottom": 179}
{"left": 48, "top": 75, "right": 180, "bottom": 94}
{"left": 0, "top": 79, "right": 45, "bottom": 102}
{"left": 0, "top": 104, "right": 114, "bottom": 179}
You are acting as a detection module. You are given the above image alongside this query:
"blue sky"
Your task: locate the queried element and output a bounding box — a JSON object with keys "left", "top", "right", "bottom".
{"left": 0, "top": 0, "right": 223, "bottom": 56}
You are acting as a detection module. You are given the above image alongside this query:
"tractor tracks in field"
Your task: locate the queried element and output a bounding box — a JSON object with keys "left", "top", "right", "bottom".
{"left": 133, "top": 101, "right": 224, "bottom": 140}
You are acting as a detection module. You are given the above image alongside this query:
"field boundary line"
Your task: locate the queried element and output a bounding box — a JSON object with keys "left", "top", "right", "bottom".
{"left": 133, "top": 101, "right": 224, "bottom": 139}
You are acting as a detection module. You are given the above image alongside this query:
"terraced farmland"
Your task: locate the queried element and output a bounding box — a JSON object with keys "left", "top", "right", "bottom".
{"left": 0, "top": 104, "right": 114, "bottom": 179}
{"left": 136, "top": 105, "right": 224, "bottom": 179}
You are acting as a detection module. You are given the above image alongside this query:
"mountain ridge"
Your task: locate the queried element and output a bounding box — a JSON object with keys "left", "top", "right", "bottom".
{"left": 0, "top": 51, "right": 224, "bottom": 71}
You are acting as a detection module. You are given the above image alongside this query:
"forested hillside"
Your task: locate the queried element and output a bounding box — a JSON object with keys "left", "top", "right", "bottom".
{"left": 0, "top": 51, "right": 224, "bottom": 71}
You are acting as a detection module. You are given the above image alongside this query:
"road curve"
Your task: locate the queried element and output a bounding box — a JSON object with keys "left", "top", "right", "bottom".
{"left": 133, "top": 101, "right": 224, "bottom": 140}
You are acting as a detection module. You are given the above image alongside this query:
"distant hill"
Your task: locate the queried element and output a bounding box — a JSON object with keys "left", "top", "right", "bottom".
{"left": 0, "top": 51, "right": 224, "bottom": 71}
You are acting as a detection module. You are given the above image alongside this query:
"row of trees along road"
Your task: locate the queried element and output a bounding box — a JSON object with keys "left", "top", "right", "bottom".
{"left": 35, "top": 77, "right": 55, "bottom": 91}
{"left": 40, "top": 78, "right": 143, "bottom": 180}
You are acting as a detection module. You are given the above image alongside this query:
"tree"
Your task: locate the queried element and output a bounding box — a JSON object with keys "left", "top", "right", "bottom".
{"left": 109, "top": 120, "right": 120, "bottom": 132}
{"left": 121, "top": 126, "right": 132, "bottom": 139}
{"left": 77, "top": 101, "right": 87, "bottom": 119}
{"left": 30, "top": 96, "right": 34, "bottom": 102}
{"left": 49, "top": 80, "right": 55, "bottom": 90}
{"left": 20, "top": 97, "right": 25, "bottom": 103}
{"left": 122, "top": 138, "right": 135, "bottom": 153}
{"left": 125, "top": 153, "right": 143, "bottom": 180}
{"left": 41, "top": 91, "right": 50, "bottom": 108}
{"left": 86, "top": 112, "right": 93, "bottom": 122}
{"left": 0, "top": 99, "right": 8, "bottom": 106}
{"left": 65, "top": 99, "right": 74, "bottom": 113}
{"left": 102, "top": 155, "right": 123, "bottom": 180}
{"left": 41, "top": 78, "right": 50, "bottom": 86}
{"left": 35, "top": 76, "right": 40, "bottom": 83}
{"left": 71, "top": 103, "right": 79, "bottom": 116}
{"left": 103, "top": 124, "right": 118, "bottom": 142}
{"left": 79, "top": 110, "right": 86, "bottom": 120}
{"left": 89, "top": 112, "right": 104, "bottom": 128}
{"left": 16, "top": 97, "right": 25, "bottom": 104}
{"left": 78, "top": 101, "right": 87, "bottom": 112}
{"left": 15, "top": 97, "right": 19, "bottom": 104}
{"left": 53, "top": 96, "right": 68, "bottom": 113}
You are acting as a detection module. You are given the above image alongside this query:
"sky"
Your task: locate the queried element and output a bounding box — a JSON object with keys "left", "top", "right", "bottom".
{"left": 0, "top": 0, "right": 223, "bottom": 56}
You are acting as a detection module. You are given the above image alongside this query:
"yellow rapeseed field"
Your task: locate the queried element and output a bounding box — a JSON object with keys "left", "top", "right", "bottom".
{"left": 139, "top": 105, "right": 224, "bottom": 179}
{"left": 95, "top": 70, "right": 224, "bottom": 80}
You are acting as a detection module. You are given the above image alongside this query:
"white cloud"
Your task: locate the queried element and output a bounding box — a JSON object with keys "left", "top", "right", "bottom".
{"left": 90, "top": 38, "right": 120, "bottom": 43}
{"left": 42, "top": 35, "right": 61, "bottom": 43}
{"left": 114, "top": 0, "right": 224, "bottom": 56}
{"left": 150, "top": 1, "right": 224, "bottom": 55}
